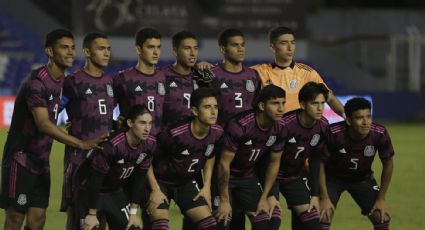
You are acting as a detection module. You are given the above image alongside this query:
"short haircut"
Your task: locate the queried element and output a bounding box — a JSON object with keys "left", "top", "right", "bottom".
{"left": 298, "top": 82, "right": 329, "bottom": 103}
{"left": 190, "top": 88, "right": 218, "bottom": 108}
{"left": 172, "top": 30, "right": 197, "bottom": 48}
{"left": 344, "top": 97, "right": 372, "bottom": 118}
{"left": 45, "top": 29, "right": 74, "bottom": 47}
{"left": 83, "top": 32, "right": 108, "bottom": 49}
{"left": 218, "top": 28, "right": 244, "bottom": 46}
{"left": 254, "top": 84, "right": 286, "bottom": 111}
{"left": 135, "top": 27, "right": 162, "bottom": 46}
{"left": 268, "top": 26, "right": 294, "bottom": 44}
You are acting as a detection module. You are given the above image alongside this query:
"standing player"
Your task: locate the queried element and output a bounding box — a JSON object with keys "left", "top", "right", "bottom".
{"left": 319, "top": 98, "right": 394, "bottom": 230}
{"left": 60, "top": 32, "right": 115, "bottom": 229}
{"left": 113, "top": 27, "right": 166, "bottom": 135}
{"left": 251, "top": 26, "right": 344, "bottom": 116}
{"left": 0, "top": 29, "right": 105, "bottom": 230}
{"left": 77, "top": 105, "right": 156, "bottom": 230}
{"left": 146, "top": 88, "right": 223, "bottom": 230}
{"left": 215, "top": 85, "right": 286, "bottom": 230}
{"left": 161, "top": 30, "right": 200, "bottom": 127}
{"left": 278, "top": 82, "right": 330, "bottom": 230}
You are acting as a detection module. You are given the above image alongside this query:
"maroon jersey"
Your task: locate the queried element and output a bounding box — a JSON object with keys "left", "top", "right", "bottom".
{"left": 324, "top": 122, "right": 394, "bottom": 182}
{"left": 222, "top": 110, "right": 286, "bottom": 179}
{"left": 3, "top": 66, "right": 63, "bottom": 173}
{"left": 90, "top": 132, "right": 157, "bottom": 191}
{"left": 278, "top": 109, "right": 329, "bottom": 179}
{"left": 63, "top": 70, "right": 115, "bottom": 163}
{"left": 154, "top": 120, "right": 223, "bottom": 186}
{"left": 113, "top": 67, "right": 166, "bottom": 135}
{"left": 211, "top": 64, "right": 259, "bottom": 126}
{"left": 160, "top": 65, "right": 198, "bottom": 127}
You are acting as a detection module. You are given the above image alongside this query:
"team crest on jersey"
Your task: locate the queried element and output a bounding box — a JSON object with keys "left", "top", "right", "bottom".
{"left": 310, "top": 134, "right": 320, "bottom": 146}
{"left": 289, "top": 80, "right": 297, "bottom": 89}
{"left": 363, "top": 145, "right": 375, "bottom": 157}
{"left": 246, "top": 80, "right": 255, "bottom": 92}
{"left": 157, "top": 82, "right": 165, "bottom": 95}
{"left": 106, "top": 84, "right": 114, "bottom": 97}
{"left": 136, "top": 153, "right": 147, "bottom": 164}
{"left": 265, "top": 136, "right": 277, "bottom": 146}
{"left": 204, "top": 144, "right": 214, "bottom": 157}
{"left": 17, "top": 194, "right": 27, "bottom": 205}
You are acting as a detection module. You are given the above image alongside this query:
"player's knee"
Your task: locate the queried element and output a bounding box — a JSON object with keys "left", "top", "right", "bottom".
{"left": 196, "top": 215, "right": 217, "bottom": 230}
{"left": 26, "top": 211, "right": 46, "bottom": 230}
{"left": 5, "top": 208, "right": 25, "bottom": 227}
{"left": 369, "top": 210, "right": 391, "bottom": 224}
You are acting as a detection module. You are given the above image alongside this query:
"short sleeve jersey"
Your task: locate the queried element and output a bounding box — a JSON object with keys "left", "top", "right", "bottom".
{"left": 278, "top": 109, "right": 329, "bottom": 179}
{"left": 113, "top": 67, "right": 166, "bottom": 135}
{"left": 324, "top": 121, "right": 395, "bottom": 182}
{"left": 160, "top": 65, "right": 198, "bottom": 127}
{"left": 90, "top": 132, "right": 157, "bottom": 190}
{"left": 154, "top": 120, "right": 223, "bottom": 186}
{"left": 3, "top": 65, "right": 63, "bottom": 173}
{"left": 211, "top": 64, "right": 259, "bottom": 126}
{"left": 222, "top": 110, "right": 286, "bottom": 179}
{"left": 251, "top": 62, "right": 330, "bottom": 113}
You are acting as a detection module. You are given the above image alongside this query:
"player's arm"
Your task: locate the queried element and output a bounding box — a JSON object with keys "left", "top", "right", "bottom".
{"left": 194, "top": 155, "right": 215, "bottom": 209}
{"left": 319, "top": 161, "right": 335, "bottom": 222}
{"left": 257, "top": 151, "right": 281, "bottom": 216}
{"left": 32, "top": 107, "right": 106, "bottom": 150}
{"left": 327, "top": 94, "right": 345, "bottom": 118}
{"left": 215, "top": 149, "right": 235, "bottom": 224}
{"left": 146, "top": 165, "right": 168, "bottom": 214}
{"left": 307, "top": 152, "right": 321, "bottom": 212}
{"left": 82, "top": 169, "right": 104, "bottom": 230}
{"left": 371, "top": 157, "right": 393, "bottom": 222}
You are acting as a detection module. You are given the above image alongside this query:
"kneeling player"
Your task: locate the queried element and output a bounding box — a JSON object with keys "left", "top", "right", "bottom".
{"left": 146, "top": 88, "right": 223, "bottom": 230}
{"left": 319, "top": 97, "right": 394, "bottom": 230}
{"left": 75, "top": 105, "right": 156, "bottom": 230}
{"left": 278, "top": 82, "right": 330, "bottom": 229}
{"left": 215, "top": 84, "right": 286, "bottom": 230}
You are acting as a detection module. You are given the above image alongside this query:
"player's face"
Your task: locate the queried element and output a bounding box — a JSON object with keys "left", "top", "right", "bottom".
{"left": 86, "top": 38, "right": 111, "bottom": 68}
{"left": 137, "top": 38, "right": 161, "bottom": 65}
{"left": 223, "top": 36, "right": 245, "bottom": 63}
{"left": 128, "top": 113, "right": 153, "bottom": 140}
{"left": 262, "top": 97, "right": 285, "bottom": 121}
{"left": 193, "top": 97, "right": 218, "bottom": 126}
{"left": 270, "top": 34, "right": 295, "bottom": 62}
{"left": 47, "top": 37, "right": 75, "bottom": 68}
{"left": 175, "top": 38, "right": 198, "bottom": 68}
{"left": 301, "top": 94, "right": 326, "bottom": 121}
{"left": 347, "top": 109, "right": 372, "bottom": 137}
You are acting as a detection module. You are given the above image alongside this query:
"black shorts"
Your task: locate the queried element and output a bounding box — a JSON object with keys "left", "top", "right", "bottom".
{"left": 0, "top": 160, "right": 50, "bottom": 213}
{"left": 157, "top": 180, "right": 208, "bottom": 213}
{"left": 228, "top": 177, "right": 263, "bottom": 213}
{"left": 279, "top": 177, "right": 311, "bottom": 208}
{"left": 326, "top": 177, "right": 379, "bottom": 215}
{"left": 74, "top": 188, "right": 129, "bottom": 230}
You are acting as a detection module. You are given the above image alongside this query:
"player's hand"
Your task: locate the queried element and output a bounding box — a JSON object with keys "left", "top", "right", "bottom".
{"left": 214, "top": 199, "right": 232, "bottom": 226}
{"left": 267, "top": 195, "right": 281, "bottom": 217}
{"left": 126, "top": 214, "right": 143, "bottom": 230}
{"left": 255, "top": 197, "right": 270, "bottom": 217}
{"left": 196, "top": 61, "right": 213, "bottom": 70}
{"left": 80, "top": 133, "right": 109, "bottom": 150}
{"left": 193, "top": 187, "right": 212, "bottom": 211}
{"left": 81, "top": 214, "right": 99, "bottom": 230}
{"left": 308, "top": 196, "right": 320, "bottom": 213}
{"left": 369, "top": 198, "right": 390, "bottom": 223}
{"left": 147, "top": 189, "right": 168, "bottom": 215}
{"left": 319, "top": 197, "right": 335, "bottom": 223}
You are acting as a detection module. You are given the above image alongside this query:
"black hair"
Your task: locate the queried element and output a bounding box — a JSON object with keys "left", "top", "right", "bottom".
{"left": 83, "top": 32, "right": 108, "bottom": 49}
{"left": 135, "top": 27, "right": 162, "bottom": 46}
{"left": 268, "top": 26, "right": 294, "bottom": 44}
{"left": 117, "top": 104, "right": 152, "bottom": 131}
{"left": 298, "top": 82, "right": 329, "bottom": 103}
{"left": 344, "top": 97, "right": 372, "bottom": 118}
{"left": 190, "top": 88, "right": 218, "bottom": 108}
{"left": 254, "top": 84, "right": 286, "bottom": 111}
{"left": 218, "top": 28, "right": 244, "bottom": 47}
{"left": 172, "top": 30, "right": 197, "bottom": 48}
{"left": 44, "top": 29, "right": 74, "bottom": 47}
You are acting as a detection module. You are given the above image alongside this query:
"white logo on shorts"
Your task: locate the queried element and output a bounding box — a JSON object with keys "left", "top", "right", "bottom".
{"left": 17, "top": 194, "right": 27, "bottom": 205}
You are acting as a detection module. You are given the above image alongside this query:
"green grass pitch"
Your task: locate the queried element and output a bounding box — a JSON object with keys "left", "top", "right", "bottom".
{"left": 1, "top": 122, "right": 424, "bottom": 229}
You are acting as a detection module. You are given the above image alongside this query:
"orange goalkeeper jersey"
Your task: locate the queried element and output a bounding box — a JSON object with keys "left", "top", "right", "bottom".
{"left": 251, "top": 62, "right": 331, "bottom": 113}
